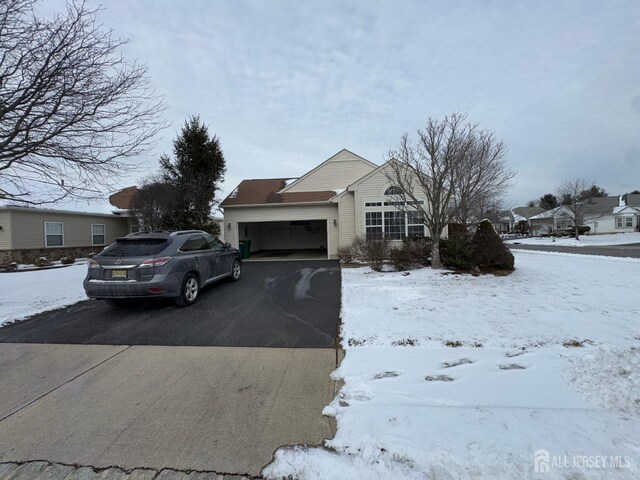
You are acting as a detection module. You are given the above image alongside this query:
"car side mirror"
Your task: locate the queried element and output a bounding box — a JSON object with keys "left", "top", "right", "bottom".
{"left": 224, "top": 242, "right": 232, "bottom": 249}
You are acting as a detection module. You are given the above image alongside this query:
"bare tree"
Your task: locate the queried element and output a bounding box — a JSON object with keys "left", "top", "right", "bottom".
{"left": 385, "top": 113, "right": 513, "bottom": 269}
{"left": 556, "top": 178, "right": 594, "bottom": 240}
{"left": 130, "top": 176, "right": 178, "bottom": 232}
{"left": 0, "top": 0, "right": 167, "bottom": 204}
{"left": 385, "top": 113, "right": 475, "bottom": 268}
{"left": 448, "top": 128, "right": 513, "bottom": 228}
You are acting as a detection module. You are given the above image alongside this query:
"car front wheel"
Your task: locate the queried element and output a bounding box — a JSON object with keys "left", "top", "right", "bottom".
{"left": 231, "top": 259, "right": 241, "bottom": 281}
{"left": 175, "top": 273, "right": 199, "bottom": 306}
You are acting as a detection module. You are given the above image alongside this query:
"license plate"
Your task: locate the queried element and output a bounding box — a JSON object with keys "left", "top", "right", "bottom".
{"left": 111, "top": 270, "right": 128, "bottom": 278}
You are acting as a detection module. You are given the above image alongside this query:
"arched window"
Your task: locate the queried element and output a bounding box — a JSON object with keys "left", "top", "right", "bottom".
{"left": 384, "top": 186, "right": 403, "bottom": 195}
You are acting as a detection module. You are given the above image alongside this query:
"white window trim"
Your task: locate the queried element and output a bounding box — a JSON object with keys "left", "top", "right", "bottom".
{"left": 364, "top": 209, "right": 426, "bottom": 239}
{"left": 91, "top": 223, "right": 106, "bottom": 246}
{"left": 44, "top": 221, "right": 64, "bottom": 247}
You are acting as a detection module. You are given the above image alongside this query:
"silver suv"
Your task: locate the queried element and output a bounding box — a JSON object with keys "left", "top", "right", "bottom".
{"left": 83, "top": 230, "right": 241, "bottom": 307}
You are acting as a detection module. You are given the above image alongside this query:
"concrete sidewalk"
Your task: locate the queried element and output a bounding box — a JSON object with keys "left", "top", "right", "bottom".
{"left": 0, "top": 344, "right": 340, "bottom": 477}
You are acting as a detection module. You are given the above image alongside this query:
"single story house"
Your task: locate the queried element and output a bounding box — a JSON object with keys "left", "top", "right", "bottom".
{"left": 529, "top": 194, "right": 640, "bottom": 235}
{"left": 488, "top": 207, "right": 546, "bottom": 234}
{"left": 0, "top": 206, "right": 130, "bottom": 264}
{"left": 221, "top": 149, "right": 437, "bottom": 259}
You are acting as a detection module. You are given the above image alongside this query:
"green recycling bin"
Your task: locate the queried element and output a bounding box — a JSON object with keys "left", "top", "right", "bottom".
{"left": 239, "top": 240, "right": 252, "bottom": 259}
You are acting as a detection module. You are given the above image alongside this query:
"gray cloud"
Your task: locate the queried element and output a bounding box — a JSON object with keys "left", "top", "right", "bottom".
{"left": 41, "top": 0, "right": 640, "bottom": 211}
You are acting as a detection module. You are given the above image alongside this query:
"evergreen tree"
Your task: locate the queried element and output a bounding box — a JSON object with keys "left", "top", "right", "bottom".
{"left": 472, "top": 219, "right": 515, "bottom": 271}
{"left": 160, "top": 116, "right": 226, "bottom": 235}
{"left": 539, "top": 193, "right": 558, "bottom": 210}
{"left": 578, "top": 184, "right": 607, "bottom": 200}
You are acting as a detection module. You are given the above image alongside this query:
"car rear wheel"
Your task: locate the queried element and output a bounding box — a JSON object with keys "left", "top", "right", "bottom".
{"left": 175, "top": 272, "right": 199, "bottom": 306}
{"left": 231, "top": 259, "right": 241, "bottom": 281}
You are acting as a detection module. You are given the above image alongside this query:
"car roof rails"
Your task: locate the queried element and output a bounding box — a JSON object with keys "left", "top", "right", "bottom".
{"left": 169, "top": 230, "right": 206, "bottom": 236}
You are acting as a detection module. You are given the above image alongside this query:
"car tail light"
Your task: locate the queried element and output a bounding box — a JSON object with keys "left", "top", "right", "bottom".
{"left": 139, "top": 257, "right": 172, "bottom": 268}
{"left": 89, "top": 259, "right": 100, "bottom": 269}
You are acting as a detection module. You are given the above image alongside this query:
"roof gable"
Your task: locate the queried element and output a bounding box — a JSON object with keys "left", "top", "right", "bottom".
{"left": 280, "top": 149, "right": 377, "bottom": 194}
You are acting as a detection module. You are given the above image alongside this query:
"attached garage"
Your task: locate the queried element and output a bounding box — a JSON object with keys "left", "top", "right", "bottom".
{"left": 221, "top": 178, "right": 341, "bottom": 259}
{"left": 237, "top": 219, "right": 329, "bottom": 258}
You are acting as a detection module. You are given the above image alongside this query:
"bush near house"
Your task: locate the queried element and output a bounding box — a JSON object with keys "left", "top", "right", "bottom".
{"left": 440, "top": 233, "right": 475, "bottom": 270}
{"left": 402, "top": 237, "right": 431, "bottom": 266}
{"left": 353, "top": 234, "right": 390, "bottom": 272}
{"left": 472, "top": 219, "right": 515, "bottom": 271}
{"left": 34, "top": 257, "right": 52, "bottom": 268}
{"left": 389, "top": 246, "right": 413, "bottom": 271}
{"left": 337, "top": 245, "right": 355, "bottom": 264}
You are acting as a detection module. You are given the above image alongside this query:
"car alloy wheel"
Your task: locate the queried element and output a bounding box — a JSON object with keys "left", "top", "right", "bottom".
{"left": 175, "top": 273, "right": 199, "bottom": 306}
{"left": 231, "top": 260, "right": 241, "bottom": 281}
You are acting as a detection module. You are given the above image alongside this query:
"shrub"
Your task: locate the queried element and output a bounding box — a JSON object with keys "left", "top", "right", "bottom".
{"left": 514, "top": 220, "right": 529, "bottom": 235}
{"left": 440, "top": 233, "right": 475, "bottom": 270}
{"left": 402, "top": 237, "right": 431, "bottom": 266}
{"left": 353, "top": 234, "right": 389, "bottom": 272}
{"left": 35, "top": 257, "right": 52, "bottom": 268}
{"left": 337, "top": 245, "right": 354, "bottom": 264}
{"left": 389, "top": 246, "right": 413, "bottom": 271}
{"left": 60, "top": 256, "right": 76, "bottom": 265}
{"left": 0, "top": 262, "right": 18, "bottom": 272}
{"left": 472, "top": 219, "right": 515, "bottom": 271}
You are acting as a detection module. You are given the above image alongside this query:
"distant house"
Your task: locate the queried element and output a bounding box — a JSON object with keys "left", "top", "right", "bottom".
{"left": 528, "top": 194, "right": 640, "bottom": 235}
{"left": 488, "top": 207, "right": 546, "bottom": 234}
{"left": 221, "top": 149, "right": 440, "bottom": 259}
{"left": 0, "top": 206, "right": 130, "bottom": 264}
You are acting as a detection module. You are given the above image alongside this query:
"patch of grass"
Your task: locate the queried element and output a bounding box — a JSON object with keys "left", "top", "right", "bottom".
{"left": 563, "top": 339, "right": 594, "bottom": 348}
{"left": 444, "top": 340, "right": 463, "bottom": 348}
{"left": 392, "top": 338, "right": 418, "bottom": 346}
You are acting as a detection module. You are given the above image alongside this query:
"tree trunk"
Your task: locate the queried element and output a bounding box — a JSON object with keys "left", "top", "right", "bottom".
{"left": 575, "top": 224, "right": 580, "bottom": 241}
{"left": 431, "top": 231, "right": 442, "bottom": 269}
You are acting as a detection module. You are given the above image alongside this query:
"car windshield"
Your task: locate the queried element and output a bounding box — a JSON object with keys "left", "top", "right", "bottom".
{"left": 100, "top": 238, "right": 169, "bottom": 257}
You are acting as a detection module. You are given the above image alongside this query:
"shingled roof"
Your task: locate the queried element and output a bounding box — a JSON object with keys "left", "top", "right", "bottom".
{"left": 108, "top": 186, "right": 139, "bottom": 210}
{"left": 220, "top": 178, "right": 336, "bottom": 207}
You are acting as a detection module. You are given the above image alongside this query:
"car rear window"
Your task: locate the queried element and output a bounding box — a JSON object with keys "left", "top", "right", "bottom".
{"left": 100, "top": 238, "right": 170, "bottom": 257}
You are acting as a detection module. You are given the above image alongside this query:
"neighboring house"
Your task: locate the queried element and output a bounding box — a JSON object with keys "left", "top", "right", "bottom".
{"left": 0, "top": 206, "right": 129, "bottom": 264}
{"left": 109, "top": 185, "right": 225, "bottom": 240}
{"left": 528, "top": 194, "right": 640, "bottom": 235}
{"left": 488, "top": 207, "right": 546, "bottom": 234}
{"left": 221, "top": 149, "right": 438, "bottom": 259}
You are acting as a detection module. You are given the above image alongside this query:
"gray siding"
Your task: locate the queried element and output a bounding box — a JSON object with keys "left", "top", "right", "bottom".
{"left": 8, "top": 210, "right": 129, "bottom": 249}
{"left": 0, "top": 211, "right": 12, "bottom": 250}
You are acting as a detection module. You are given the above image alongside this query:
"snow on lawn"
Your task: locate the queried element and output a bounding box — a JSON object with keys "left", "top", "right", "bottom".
{"left": 264, "top": 251, "right": 640, "bottom": 480}
{"left": 342, "top": 250, "right": 639, "bottom": 349}
{"left": 0, "top": 263, "right": 88, "bottom": 326}
{"left": 506, "top": 232, "right": 640, "bottom": 247}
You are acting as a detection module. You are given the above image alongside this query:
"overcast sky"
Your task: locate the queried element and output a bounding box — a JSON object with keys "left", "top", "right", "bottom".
{"left": 47, "top": 0, "right": 640, "bottom": 212}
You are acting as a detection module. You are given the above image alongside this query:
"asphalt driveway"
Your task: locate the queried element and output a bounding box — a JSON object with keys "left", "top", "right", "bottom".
{"left": 0, "top": 260, "right": 341, "bottom": 347}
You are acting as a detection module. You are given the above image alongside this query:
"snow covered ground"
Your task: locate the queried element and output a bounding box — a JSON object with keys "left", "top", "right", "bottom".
{"left": 264, "top": 251, "right": 640, "bottom": 479}
{"left": 506, "top": 232, "right": 640, "bottom": 247}
{"left": 0, "top": 262, "right": 88, "bottom": 326}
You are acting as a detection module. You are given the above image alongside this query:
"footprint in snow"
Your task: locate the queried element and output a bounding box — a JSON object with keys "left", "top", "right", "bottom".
{"left": 506, "top": 351, "right": 527, "bottom": 357}
{"left": 425, "top": 375, "right": 455, "bottom": 382}
{"left": 499, "top": 364, "right": 527, "bottom": 370}
{"left": 372, "top": 371, "right": 399, "bottom": 380}
{"left": 442, "top": 358, "right": 473, "bottom": 368}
